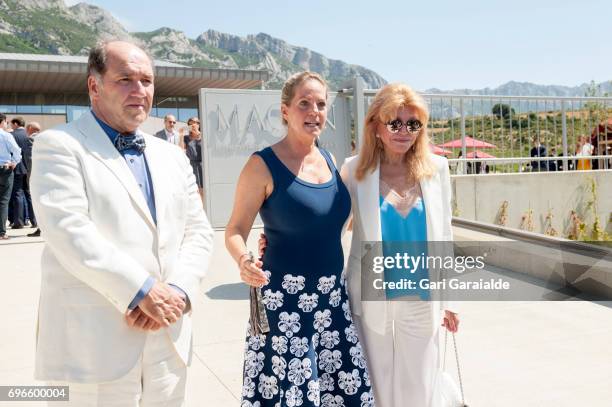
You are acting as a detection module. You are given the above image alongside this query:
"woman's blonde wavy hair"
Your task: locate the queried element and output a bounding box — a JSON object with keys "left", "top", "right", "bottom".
{"left": 355, "top": 83, "right": 436, "bottom": 181}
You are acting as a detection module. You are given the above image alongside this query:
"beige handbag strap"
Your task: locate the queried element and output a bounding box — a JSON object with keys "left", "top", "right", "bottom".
{"left": 444, "top": 329, "right": 467, "bottom": 406}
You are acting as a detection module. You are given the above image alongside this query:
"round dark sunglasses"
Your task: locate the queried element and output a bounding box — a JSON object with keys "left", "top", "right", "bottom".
{"left": 385, "top": 119, "right": 423, "bottom": 134}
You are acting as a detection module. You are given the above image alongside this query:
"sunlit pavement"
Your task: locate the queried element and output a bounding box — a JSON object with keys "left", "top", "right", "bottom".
{"left": 1, "top": 228, "right": 611, "bottom": 406}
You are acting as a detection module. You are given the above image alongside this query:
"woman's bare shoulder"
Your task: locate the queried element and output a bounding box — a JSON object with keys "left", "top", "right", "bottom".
{"left": 242, "top": 153, "right": 272, "bottom": 182}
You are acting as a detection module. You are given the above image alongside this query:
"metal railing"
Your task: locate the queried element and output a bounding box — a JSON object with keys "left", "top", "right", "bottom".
{"left": 447, "top": 155, "right": 611, "bottom": 175}
{"left": 341, "top": 78, "right": 612, "bottom": 174}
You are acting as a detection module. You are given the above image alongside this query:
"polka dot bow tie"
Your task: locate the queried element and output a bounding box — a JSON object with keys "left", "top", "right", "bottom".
{"left": 114, "top": 133, "right": 146, "bottom": 153}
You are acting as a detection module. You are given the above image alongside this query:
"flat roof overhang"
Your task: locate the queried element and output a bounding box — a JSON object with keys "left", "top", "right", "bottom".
{"left": 0, "top": 55, "right": 269, "bottom": 95}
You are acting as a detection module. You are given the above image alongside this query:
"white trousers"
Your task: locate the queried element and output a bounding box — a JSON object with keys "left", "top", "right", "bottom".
{"left": 353, "top": 301, "right": 439, "bottom": 407}
{"left": 48, "top": 330, "right": 187, "bottom": 407}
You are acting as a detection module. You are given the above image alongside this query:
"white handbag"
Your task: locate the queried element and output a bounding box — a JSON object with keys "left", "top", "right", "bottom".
{"left": 433, "top": 330, "right": 467, "bottom": 407}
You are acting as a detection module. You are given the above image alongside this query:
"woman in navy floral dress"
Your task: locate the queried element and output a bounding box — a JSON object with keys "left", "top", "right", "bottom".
{"left": 226, "top": 71, "right": 373, "bottom": 407}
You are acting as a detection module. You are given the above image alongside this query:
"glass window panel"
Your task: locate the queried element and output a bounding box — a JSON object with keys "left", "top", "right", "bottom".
{"left": 42, "top": 93, "right": 66, "bottom": 114}
{"left": 16, "top": 94, "right": 42, "bottom": 113}
{"left": 149, "top": 105, "right": 158, "bottom": 118}
{"left": 178, "top": 108, "right": 198, "bottom": 123}
{"left": 67, "top": 105, "right": 90, "bottom": 122}
{"left": 155, "top": 96, "right": 178, "bottom": 120}
{"left": 65, "top": 94, "right": 90, "bottom": 122}
{"left": 17, "top": 105, "right": 42, "bottom": 114}
{"left": 42, "top": 105, "right": 67, "bottom": 114}
{"left": 156, "top": 107, "right": 178, "bottom": 120}
{"left": 43, "top": 94, "right": 65, "bottom": 104}
{"left": 0, "top": 92, "right": 16, "bottom": 113}
{"left": 64, "top": 93, "right": 89, "bottom": 106}
{"left": 177, "top": 96, "right": 199, "bottom": 122}
{"left": 176, "top": 96, "right": 198, "bottom": 109}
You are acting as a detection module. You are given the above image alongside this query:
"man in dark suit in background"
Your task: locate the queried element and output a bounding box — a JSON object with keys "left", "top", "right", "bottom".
{"left": 9, "top": 116, "right": 35, "bottom": 229}
{"left": 0, "top": 113, "right": 21, "bottom": 240}
{"left": 25, "top": 122, "right": 41, "bottom": 236}
{"left": 530, "top": 138, "right": 548, "bottom": 172}
{"left": 548, "top": 147, "right": 558, "bottom": 171}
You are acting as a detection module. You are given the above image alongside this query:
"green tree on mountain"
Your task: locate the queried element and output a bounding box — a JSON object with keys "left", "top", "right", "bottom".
{"left": 492, "top": 103, "right": 515, "bottom": 119}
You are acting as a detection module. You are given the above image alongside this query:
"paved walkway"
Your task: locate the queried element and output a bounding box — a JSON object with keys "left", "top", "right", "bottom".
{"left": 1, "top": 228, "right": 611, "bottom": 406}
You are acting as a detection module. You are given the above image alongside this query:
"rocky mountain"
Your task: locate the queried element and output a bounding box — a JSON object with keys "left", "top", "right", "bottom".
{"left": 424, "top": 80, "right": 612, "bottom": 117}
{"left": 0, "top": 0, "right": 387, "bottom": 89}
{"left": 2, "top": 0, "right": 609, "bottom": 95}
{"left": 425, "top": 80, "right": 612, "bottom": 97}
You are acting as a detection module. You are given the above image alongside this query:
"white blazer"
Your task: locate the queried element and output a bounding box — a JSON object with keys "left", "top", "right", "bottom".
{"left": 30, "top": 111, "right": 214, "bottom": 383}
{"left": 342, "top": 153, "right": 457, "bottom": 335}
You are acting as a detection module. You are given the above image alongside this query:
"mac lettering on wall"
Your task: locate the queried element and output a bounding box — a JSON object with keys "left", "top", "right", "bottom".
{"left": 200, "top": 88, "right": 351, "bottom": 228}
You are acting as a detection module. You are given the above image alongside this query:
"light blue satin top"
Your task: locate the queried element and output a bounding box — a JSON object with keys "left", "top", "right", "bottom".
{"left": 380, "top": 194, "right": 430, "bottom": 300}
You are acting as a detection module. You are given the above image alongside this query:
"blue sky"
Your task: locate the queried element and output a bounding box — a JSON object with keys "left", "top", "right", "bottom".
{"left": 70, "top": 0, "right": 612, "bottom": 90}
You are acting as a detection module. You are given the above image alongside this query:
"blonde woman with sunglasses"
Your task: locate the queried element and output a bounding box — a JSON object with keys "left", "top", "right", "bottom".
{"left": 341, "top": 83, "right": 459, "bottom": 407}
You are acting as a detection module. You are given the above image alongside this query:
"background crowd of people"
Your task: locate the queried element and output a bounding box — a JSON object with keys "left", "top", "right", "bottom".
{"left": 154, "top": 114, "right": 205, "bottom": 203}
{"left": 529, "top": 134, "right": 611, "bottom": 172}
{"left": 0, "top": 114, "right": 42, "bottom": 239}
{"left": 2, "top": 107, "right": 213, "bottom": 241}
{"left": 1, "top": 109, "right": 208, "bottom": 241}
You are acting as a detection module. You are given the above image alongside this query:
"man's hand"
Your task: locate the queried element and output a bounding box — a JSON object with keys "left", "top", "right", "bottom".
{"left": 125, "top": 306, "right": 162, "bottom": 331}
{"left": 138, "top": 281, "right": 186, "bottom": 327}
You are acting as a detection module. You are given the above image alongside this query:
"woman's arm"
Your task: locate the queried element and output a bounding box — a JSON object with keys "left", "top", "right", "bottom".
{"left": 439, "top": 158, "right": 460, "bottom": 331}
{"left": 440, "top": 159, "right": 454, "bottom": 241}
{"left": 225, "top": 155, "right": 272, "bottom": 287}
{"left": 339, "top": 162, "right": 354, "bottom": 234}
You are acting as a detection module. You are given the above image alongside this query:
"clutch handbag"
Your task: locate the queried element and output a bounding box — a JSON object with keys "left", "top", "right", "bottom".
{"left": 248, "top": 252, "right": 270, "bottom": 336}
{"left": 434, "top": 330, "right": 468, "bottom": 407}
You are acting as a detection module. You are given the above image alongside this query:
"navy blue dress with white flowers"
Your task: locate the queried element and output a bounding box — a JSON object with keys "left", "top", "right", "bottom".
{"left": 241, "top": 147, "right": 373, "bottom": 407}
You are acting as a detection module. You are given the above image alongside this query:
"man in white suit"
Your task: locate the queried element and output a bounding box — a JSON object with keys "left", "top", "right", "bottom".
{"left": 30, "top": 40, "right": 214, "bottom": 406}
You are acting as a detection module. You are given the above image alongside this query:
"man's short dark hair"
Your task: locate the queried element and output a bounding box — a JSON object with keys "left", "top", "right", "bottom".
{"left": 11, "top": 117, "right": 25, "bottom": 127}
{"left": 0, "top": 113, "right": 5, "bottom": 123}
{"left": 88, "top": 39, "right": 154, "bottom": 79}
{"left": 88, "top": 41, "right": 109, "bottom": 78}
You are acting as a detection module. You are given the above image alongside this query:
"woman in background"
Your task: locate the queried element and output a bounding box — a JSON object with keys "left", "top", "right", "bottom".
{"left": 184, "top": 116, "right": 204, "bottom": 203}
{"left": 576, "top": 134, "right": 593, "bottom": 170}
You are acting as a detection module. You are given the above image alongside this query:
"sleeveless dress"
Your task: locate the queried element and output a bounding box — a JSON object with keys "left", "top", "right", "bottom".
{"left": 241, "top": 147, "right": 374, "bottom": 407}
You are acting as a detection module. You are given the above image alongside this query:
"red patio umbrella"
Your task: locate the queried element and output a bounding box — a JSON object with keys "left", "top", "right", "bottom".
{"left": 438, "top": 136, "right": 497, "bottom": 149}
{"left": 466, "top": 150, "right": 496, "bottom": 159}
{"left": 430, "top": 144, "right": 453, "bottom": 156}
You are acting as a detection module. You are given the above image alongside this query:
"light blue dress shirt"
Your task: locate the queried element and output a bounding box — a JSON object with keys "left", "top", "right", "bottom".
{"left": 0, "top": 129, "right": 21, "bottom": 165}
{"left": 380, "top": 194, "right": 430, "bottom": 300}
{"left": 92, "top": 112, "right": 188, "bottom": 311}
{"left": 92, "top": 113, "right": 157, "bottom": 224}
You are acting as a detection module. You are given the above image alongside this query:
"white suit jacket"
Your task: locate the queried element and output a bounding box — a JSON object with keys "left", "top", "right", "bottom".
{"left": 342, "top": 153, "right": 457, "bottom": 335}
{"left": 30, "top": 111, "right": 214, "bottom": 383}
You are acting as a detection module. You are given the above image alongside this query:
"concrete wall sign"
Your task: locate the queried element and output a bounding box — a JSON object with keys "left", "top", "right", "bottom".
{"left": 200, "top": 88, "right": 350, "bottom": 227}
